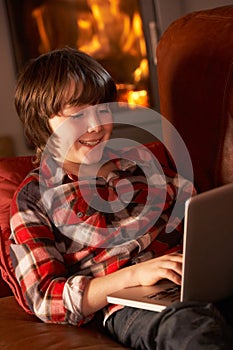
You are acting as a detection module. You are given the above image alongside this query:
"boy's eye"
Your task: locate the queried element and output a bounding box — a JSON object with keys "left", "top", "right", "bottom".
{"left": 71, "top": 113, "right": 84, "bottom": 119}
{"left": 98, "top": 107, "right": 111, "bottom": 115}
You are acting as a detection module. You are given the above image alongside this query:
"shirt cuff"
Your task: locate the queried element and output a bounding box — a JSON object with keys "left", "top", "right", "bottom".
{"left": 63, "top": 275, "right": 94, "bottom": 325}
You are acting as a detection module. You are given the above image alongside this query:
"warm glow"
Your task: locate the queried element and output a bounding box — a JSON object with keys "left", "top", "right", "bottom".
{"left": 78, "top": 19, "right": 91, "bottom": 30}
{"left": 134, "top": 59, "right": 149, "bottom": 83}
{"left": 31, "top": 0, "right": 150, "bottom": 107}
{"left": 117, "top": 85, "right": 148, "bottom": 107}
{"left": 32, "top": 6, "right": 51, "bottom": 53}
{"left": 128, "top": 90, "right": 148, "bottom": 107}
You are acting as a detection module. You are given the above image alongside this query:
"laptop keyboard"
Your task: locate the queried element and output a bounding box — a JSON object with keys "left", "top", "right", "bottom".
{"left": 145, "top": 285, "right": 181, "bottom": 302}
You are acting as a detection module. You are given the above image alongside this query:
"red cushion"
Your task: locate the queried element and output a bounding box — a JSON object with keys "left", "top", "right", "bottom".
{"left": 0, "top": 227, "right": 31, "bottom": 312}
{"left": 0, "top": 261, "right": 12, "bottom": 297}
{"left": 0, "top": 156, "right": 34, "bottom": 309}
{"left": 0, "top": 156, "right": 34, "bottom": 231}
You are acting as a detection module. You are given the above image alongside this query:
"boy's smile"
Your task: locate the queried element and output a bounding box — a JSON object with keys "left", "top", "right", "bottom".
{"left": 49, "top": 104, "right": 113, "bottom": 165}
{"left": 79, "top": 139, "right": 102, "bottom": 147}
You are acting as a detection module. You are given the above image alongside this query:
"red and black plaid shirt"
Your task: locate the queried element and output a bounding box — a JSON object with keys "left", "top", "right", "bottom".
{"left": 10, "top": 145, "right": 194, "bottom": 326}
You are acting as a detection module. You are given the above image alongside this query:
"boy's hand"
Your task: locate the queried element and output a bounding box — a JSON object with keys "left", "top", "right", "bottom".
{"left": 83, "top": 252, "right": 182, "bottom": 316}
{"left": 131, "top": 252, "right": 183, "bottom": 287}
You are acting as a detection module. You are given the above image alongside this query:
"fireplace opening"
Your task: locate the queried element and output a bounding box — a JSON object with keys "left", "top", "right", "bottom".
{"left": 5, "top": 0, "right": 160, "bottom": 109}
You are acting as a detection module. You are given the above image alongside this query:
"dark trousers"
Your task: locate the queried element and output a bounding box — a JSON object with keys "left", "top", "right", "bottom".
{"left": 93, "top": 300, "right": 233, "bottom": 349}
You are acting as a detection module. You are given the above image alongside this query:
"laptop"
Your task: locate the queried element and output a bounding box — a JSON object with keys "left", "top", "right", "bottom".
{"left": 107, "top": 183, "right": 233, "bottom": 312}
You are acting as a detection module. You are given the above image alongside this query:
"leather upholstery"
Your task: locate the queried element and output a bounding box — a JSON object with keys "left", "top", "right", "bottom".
{"left": 0, "top": 297, "right": 129, "bottom": 349}
{"left": 157, "top": 5, "right": 233, "bottom": 193}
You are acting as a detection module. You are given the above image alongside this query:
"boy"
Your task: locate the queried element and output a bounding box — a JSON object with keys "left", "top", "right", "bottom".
{"left": 10, "top": 47, "right": 232, "bottom": 349}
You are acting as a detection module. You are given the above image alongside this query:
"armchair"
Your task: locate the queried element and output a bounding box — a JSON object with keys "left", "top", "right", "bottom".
{"left": 156, "top": 5, "right": 233, "bottom": 193}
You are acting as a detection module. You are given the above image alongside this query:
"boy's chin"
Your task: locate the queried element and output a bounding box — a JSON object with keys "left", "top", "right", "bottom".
{"left": 66, "top": 152, "right": 103, "bottom": 165}
{"left": 82, "top": 155, "right": 103, "bottom": 165}
{"left": 82, "top": 147, "right": 105, "bottom": 165}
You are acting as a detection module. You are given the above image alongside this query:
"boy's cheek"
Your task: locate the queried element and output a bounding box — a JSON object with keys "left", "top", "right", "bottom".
{"left": 105, "top": 123, "right": 113, "bottom": 135}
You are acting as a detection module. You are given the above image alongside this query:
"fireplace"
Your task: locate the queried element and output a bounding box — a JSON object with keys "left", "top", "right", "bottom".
{"left": 5, "top": 0, "right": 160, "bottom": 109}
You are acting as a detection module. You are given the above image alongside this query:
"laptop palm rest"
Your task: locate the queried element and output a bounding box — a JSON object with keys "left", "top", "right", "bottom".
{"left": 107, "top": 279, "right": 180, "bottom": 312}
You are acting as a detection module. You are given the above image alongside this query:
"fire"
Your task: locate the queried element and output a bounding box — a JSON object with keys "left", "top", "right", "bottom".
{"left": 32, "top": 0, "right": 150, "bottom": 107}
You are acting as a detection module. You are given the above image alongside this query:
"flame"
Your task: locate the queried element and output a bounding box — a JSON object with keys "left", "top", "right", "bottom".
{"left": 133, "top": 59, "right": 149, "bottom": 83}
{"left": 31, "top": 0, "right": 150, "bottom": 107}
{"left": 78, "top": 0, "right": 150, "bottom": 106}
{"left": 32, "top": 6, "right": 51, "bottom": 53}
{"left": 116, "top": 84, "right": 148, "bottom": 107}
{"left": 128, "top": 90, "right": 148, "bottom": 107}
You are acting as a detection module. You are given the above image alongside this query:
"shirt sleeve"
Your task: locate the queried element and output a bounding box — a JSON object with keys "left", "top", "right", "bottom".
{"left": 10, "top": 175, "right": 93, "bottom": 326}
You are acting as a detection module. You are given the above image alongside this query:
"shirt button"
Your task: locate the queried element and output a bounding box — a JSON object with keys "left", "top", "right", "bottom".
{"left": 77, "top": 211, "right": 83, "bottom": 218}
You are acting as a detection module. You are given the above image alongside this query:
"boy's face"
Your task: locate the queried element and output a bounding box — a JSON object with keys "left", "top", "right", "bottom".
{"left": 49, "top": 104, "right": 113, "bottom": 165}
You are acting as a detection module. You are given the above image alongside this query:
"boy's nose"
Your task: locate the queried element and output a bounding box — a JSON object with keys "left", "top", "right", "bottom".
{"left": 87, "top": 124, "right": 103, "bottom": 133}
{"left": 86, "top": 112, "right": 103, "bottom": 133}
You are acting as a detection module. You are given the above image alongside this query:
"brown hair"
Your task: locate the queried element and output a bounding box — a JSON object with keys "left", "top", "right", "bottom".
{"left": 15, "top": 47, "right": 117, "bottom": 162}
